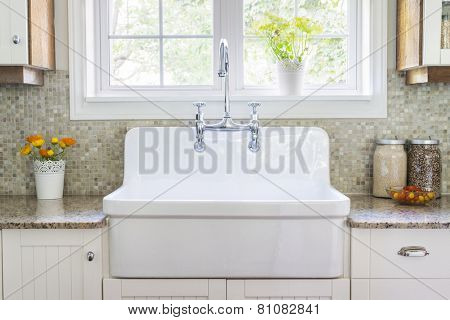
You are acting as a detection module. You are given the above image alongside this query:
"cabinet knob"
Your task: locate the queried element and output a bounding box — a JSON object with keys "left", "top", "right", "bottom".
{"left": 398, "top": 246, "right": 429, "bottom": 257}
{"left": 87, "top": 251, "right": 95, "bottom": 261}
{"left": 12, "top": 35, "right": 21, "bottom": 45}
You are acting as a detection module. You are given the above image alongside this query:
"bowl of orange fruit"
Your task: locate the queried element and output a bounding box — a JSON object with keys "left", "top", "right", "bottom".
{"left": 386, "top": 186, "right": 436, "bottom": 205}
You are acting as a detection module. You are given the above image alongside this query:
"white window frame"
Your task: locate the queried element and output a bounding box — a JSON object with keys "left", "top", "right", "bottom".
{"left": 69, "top": 0, "right": 387, "bottom": 120}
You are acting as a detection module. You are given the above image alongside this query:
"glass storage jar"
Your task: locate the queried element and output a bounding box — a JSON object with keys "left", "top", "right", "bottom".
{"left": 373, "top": 139, "right": 407, "bottom": 198}
{"left": 407, "top": 139, "right": 442, "bottom": 198}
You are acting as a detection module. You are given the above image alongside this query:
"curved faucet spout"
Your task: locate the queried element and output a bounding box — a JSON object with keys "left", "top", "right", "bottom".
{"left": 218, "top": 39, "right": 229, "bottom": 77}
{"left": 218, "top": 39, "right": 230, "bottom": 117}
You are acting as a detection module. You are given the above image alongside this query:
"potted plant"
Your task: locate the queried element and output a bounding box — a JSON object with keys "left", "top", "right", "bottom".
{"left": 20, "top": 135, "right": 76, "bottom": 200}
{"left": 255, "top": 13, "right": 322, "bottom": 95}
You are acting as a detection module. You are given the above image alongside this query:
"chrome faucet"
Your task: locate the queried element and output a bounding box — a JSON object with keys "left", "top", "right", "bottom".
{"left": 218, "top": 39, "right": 231, "bottom": 118}
{"left": 194, "top": 39, "right": 261, "bottom": 153}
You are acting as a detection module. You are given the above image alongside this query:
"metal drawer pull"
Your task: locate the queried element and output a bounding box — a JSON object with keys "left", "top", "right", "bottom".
{"left": 398, "top": 246, "right": 429, "bottom": 257}
{"left": 12, "top": 35, "right": 21, "bottom": 44}
{"left": 87, "top": 251, "right": 95, "bottom": 261}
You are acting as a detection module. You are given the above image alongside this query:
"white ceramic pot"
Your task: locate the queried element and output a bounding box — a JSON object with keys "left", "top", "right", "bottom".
{"left": 33, "top": 160, "right": 66, "bottom": 200}
{"left": 277, "top": 60, "right": 306, "bottom": 96}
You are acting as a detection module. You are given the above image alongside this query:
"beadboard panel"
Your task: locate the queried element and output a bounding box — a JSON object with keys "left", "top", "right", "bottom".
{"left": 2, "top": 229, "right": 102, "bottom": 300}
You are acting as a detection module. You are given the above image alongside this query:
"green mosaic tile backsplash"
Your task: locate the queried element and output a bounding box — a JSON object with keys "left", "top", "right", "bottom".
{"left": 0, "top": 70, "right": 448, "bottom": 195}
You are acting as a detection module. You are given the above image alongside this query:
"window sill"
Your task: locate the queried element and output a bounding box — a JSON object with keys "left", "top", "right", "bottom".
{"left": 85, "top": 94, "right": 372, "bottom": 103}
{"left": 71, "top": 92, "right": 386, "bottom": 120}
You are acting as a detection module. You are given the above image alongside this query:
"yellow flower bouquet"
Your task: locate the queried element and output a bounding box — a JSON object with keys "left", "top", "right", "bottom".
{"left": 20, "top": 135, "right": 76, "bottom": 161}
{"left": 20, "top": 134, "right": 77, "bottom": 199}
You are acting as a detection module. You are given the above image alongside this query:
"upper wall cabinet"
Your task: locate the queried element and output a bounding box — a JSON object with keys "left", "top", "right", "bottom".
{"left": 0, "top": 0, "right": 55, "bottom": 86}
{"left": 397, "top": 0, "right": 450, "bottom": 84}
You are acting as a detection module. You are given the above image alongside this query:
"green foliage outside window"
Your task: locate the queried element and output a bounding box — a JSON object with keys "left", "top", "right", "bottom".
{"left": 254, "top": 13, "right": 322, "bottom": 69}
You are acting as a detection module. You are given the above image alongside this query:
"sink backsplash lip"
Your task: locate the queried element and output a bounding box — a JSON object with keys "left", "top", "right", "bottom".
{"left": 0, "top": 69, "right": 448, "bottom": 196}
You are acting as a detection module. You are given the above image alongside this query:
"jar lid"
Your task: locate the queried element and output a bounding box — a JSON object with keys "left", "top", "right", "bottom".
{"left": 409, "top": 139, "right": 440, "bottom": 145}
{"left": 376, "top": 139, "right": 406, "bottom": 145}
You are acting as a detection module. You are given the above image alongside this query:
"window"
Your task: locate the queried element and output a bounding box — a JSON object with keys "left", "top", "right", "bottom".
{"left": 101, "top": 0, "right": 355, "bottom": 91}
{"left": 69, "top": 0, "right": 387, "bottom": 119}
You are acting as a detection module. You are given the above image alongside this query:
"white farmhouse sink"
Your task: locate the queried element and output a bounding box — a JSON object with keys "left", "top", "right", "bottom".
{"left": 104, "top": 127, "right": 350, "bottom": 278}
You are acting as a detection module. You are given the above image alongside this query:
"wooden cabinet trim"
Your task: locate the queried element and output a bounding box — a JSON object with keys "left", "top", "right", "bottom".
{"left": 28, "top": 0, "right": 55, "bottom": 70}
{"left": 397, "top": 0, "right": 423, "bottom": 71}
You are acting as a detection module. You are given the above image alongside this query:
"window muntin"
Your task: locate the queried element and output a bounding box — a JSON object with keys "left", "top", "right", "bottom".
{"left": 106, "top": 0, "right": 214, "bottom": 88}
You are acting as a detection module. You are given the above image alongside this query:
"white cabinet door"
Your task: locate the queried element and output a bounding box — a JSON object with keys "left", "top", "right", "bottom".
{"left": 2, "top": 229, "right": 103, "bottom": 300}
{"left": 103, "top": 279, "right": 226, "bottom": 300}
{"left": 422, "top": 0, "right": 450, "bottom": 65}
{"left": 0, "top": 0, "right": 28, "bottom": 65}
{"left": 227, "top": 279, "right": 349, "bottom": 300}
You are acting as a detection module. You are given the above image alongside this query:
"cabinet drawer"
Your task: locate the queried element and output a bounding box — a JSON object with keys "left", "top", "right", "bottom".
{"left": 227, "top": 279, "right": 349, "bottom": 300}
{"left": 352, "top": 279, "right": 450, "bottom": 300}
{"left": 352, "top": 229, "right": 450, "bottom": 279}
{"left": 103, "top": 279, "right": 226, "bottom": 300}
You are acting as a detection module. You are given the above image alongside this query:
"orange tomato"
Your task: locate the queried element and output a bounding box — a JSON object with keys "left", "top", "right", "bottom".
{"left": 404, "top": 186, "right": 422, "bottom": 192}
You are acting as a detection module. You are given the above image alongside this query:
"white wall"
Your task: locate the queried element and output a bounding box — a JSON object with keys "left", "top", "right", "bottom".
{"left": 53, "top": 0, "right": 396, "bottom": 71}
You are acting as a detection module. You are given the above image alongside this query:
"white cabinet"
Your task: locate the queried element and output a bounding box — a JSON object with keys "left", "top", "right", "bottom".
{"left": 103, "top": 279, "right": 349, "bottom": 300}
{"left": 0, "top": 0, "right": 28, "bottom": 65}
{"left": 0, "top": 0, "right": 55, "bottom": 85}
{"left": 2, "top": 229, "right": 103, "bottom": 300}
{"left": 227, "top": 279, "right": 349, "bottom": 300}
{"left": 398, "top": 0, "right": 450, "bottom": 67}
{"left": 103, "top": 279, "right": 226, "bottom": 300}
{"left": 397, "top": 0, "right": 450, "bottom": 84}
{"left": 351, "top": 228, "right": 450, "bottom": 300}
{"left": 0, "top": 230, "right": 2, "bottom": 300}
{"left": 422, "top": 0, "right": 450, "bottom": 65}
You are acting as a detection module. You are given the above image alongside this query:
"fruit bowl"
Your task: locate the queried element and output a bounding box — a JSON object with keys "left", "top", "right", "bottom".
{"left": 386, "top": 186, "right": 436, "bottom": 206}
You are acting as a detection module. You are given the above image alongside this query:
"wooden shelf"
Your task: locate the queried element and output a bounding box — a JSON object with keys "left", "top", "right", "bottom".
{"left": 0, "top": 66, "right": 44, "bottom": 86}
{"left": 406, "top": 66, "right": 450, "bottom": 84}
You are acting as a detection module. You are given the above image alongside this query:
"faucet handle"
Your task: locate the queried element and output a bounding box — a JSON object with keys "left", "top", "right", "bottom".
{"left": 193, "top": 102, "right": 206, "bottom": 111}
{"left": 248, "top": 102, "right": 261, "bottom": 114}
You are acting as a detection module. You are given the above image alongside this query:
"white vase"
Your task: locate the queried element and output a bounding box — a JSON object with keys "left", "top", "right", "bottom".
{"left": 33, "top": 160, "right": 66, "bottom": 200}
{"left": 277, "top": 60, "right": 307, "bottom": 96}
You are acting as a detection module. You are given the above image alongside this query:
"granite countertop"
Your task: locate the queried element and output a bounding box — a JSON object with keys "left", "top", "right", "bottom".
{"left": 1, "top": 194, "right": 449, "bottom": 230}
{"left": 348, "top": 195, "right": 450, "bottom": 229}
{"left": 0, "top": 196, "right": 107, "bottom": 229}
